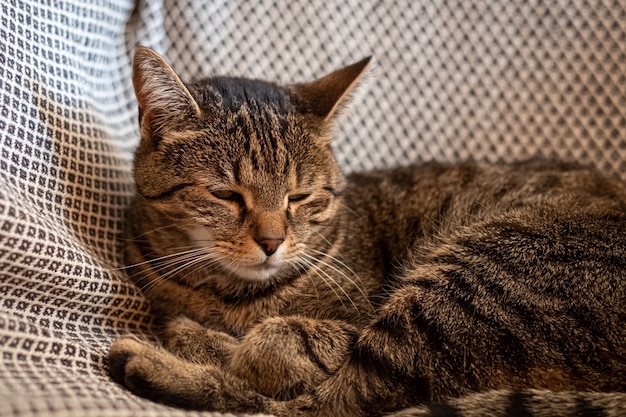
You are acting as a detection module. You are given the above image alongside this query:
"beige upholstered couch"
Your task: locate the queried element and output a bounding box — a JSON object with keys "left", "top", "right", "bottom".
{"left": 1, "top": 1, "right": 625, "bottom": 415}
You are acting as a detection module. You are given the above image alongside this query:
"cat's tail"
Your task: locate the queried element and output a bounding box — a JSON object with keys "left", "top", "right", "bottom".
{"left": 387, "top": 389, "right": 626, "bottom": 417}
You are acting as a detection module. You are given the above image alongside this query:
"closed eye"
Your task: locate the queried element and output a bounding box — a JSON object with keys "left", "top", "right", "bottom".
{"left": 288, "top": 193, "right": 311, "bottom": 203}
{"left": 211, "top": 190, "right": 243, "bottom": 202}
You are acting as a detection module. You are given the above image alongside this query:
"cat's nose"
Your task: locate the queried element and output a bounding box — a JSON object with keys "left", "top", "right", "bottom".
{"left": 256, "top": 238, "right": 284, "bottom": 257}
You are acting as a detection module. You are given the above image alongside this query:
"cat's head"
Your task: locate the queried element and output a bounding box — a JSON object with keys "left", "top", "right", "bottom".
{"left": 131, "top": 47, "right": 370, "bottom": 283}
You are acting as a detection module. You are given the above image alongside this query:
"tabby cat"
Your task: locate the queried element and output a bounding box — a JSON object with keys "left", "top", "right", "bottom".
{"left": 109, "top": 46, "right": 626, "bottom": 416}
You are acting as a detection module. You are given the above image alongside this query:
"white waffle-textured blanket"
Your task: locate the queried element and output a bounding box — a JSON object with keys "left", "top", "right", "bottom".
{"left": 2, "top": 1, "right": 626, "bottom": 416}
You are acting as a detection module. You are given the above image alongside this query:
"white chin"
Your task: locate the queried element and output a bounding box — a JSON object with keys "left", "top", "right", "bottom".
{"left": 225, "top": 264, "right": 281, "bottom": 281}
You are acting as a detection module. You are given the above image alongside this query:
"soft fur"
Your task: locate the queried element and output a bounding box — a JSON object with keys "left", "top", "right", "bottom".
{"left": 109, "top": 47, "right": 626, "bottom": 416}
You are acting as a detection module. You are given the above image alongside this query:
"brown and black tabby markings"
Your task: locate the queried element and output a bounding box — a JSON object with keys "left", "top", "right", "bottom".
{"left": 109, "top": 47, "right": 626, "bottom": 416}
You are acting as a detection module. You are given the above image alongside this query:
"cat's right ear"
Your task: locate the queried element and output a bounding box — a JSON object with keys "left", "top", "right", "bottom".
{"left": 132, "top": 47, "right": 201, "bottom": 145}
{"left": 293, "top": 57, "right": 372, "bottom": 122}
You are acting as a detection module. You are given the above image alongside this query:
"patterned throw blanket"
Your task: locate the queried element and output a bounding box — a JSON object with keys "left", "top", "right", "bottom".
{"left": 1, "top": 1, "right": 626, "bottom": 416}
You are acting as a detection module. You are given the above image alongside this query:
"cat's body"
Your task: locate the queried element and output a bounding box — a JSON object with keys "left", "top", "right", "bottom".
{"left": 109, "top": 47, "right": 626, "bottom": 416}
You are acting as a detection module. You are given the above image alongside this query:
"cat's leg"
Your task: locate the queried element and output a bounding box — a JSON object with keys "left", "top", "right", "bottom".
{"left": 109, "top": 300, "right": 416, "bottom": 417}
{"left": 229, "top": 316, "right": 357, "bottom": 400}
{"left": 161, "top": 316, "right": 238, "bottom": 367}
{"left": 159, "top": 314, "right": 357, "bottom": 400}
{"left": 108, "top": 337, "right": 282, "bottom": 413}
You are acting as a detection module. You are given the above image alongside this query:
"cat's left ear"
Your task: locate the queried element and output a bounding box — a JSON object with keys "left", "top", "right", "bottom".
{"left": 293, "top": 57, "right": 372, "bottom": 122}
{"left": 132, "top": 46, "right": 202, "bottom": 144}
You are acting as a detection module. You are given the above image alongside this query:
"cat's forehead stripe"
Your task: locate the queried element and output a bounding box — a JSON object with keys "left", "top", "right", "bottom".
{"left": 232, "top": 107, "right": 291, "bottom": 175}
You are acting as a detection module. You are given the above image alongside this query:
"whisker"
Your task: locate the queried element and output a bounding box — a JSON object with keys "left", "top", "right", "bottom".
{"left": 125, "top": 247, "right": 223, "bottom": 293}
{"left": 301, "top": 254, "right": 363, "bottom": 313}
{"left": 295, "top": 256, "right": 350, "bottom": 312}
{"left": 109, "top": 247, "right": 210, "bottom": 271}
{"left": 286, "top": 257, "right": 321, "bottom": 300}
{"left": 313, "top": 231, "right": 333, "bottom": 248}
{"left": 130, "top": 223, "right": 182, "bottom": 240}
{"left": 158, "top": 253, "right": 214, "bottom": 282}
{"left": 304, "top": 250, "right": 372, "bottom": 310}
{"left": 338, "top": 201, "right": 359, "bottom": 218}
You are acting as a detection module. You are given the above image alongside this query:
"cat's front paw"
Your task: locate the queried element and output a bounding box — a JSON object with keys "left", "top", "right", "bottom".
{"left": 108, "top": 337, "right": 271, "bottom": 413}
{"left": 108, "top": 337, "right": 141, "bottom": 387}
{"left": 109, "top": 337, "right": 216, "bottom": 409}
{"left": 108, "top": 338, "right": 175, "bottom": 403}
{"left": 161, "top": 316, "right": 238, "bottom": 366}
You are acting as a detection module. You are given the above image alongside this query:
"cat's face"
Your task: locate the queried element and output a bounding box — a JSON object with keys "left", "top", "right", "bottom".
{"left": 141, "top": 99, "right": 344, "bottom": 281}
{"left": 131, "top": 47, "right": 369, "bottom": 283}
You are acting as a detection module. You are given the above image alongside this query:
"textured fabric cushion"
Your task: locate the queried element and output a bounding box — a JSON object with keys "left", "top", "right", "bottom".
{"left": 1, "top": 1, "right": 626, "bottom": 416}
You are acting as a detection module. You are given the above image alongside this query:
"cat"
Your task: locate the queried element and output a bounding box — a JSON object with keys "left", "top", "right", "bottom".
{"left": 108, "top": 46, "right": 626, "bottom": 417}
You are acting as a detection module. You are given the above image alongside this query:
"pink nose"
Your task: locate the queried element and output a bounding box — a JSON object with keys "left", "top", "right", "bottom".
{"left": 256, "top": 238, "right": 284, "bottom": 256}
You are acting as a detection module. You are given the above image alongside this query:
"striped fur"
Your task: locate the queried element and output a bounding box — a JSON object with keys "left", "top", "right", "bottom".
{"left": 109, "top": 47, "right": 626, "bottom": 416}
{"left": 388, "top": 389, "right": 626, "bottom": 417}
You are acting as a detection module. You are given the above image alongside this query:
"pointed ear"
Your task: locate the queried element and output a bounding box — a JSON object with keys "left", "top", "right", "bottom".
{"left": 132, "top": 46, "right": 201, "bottom": 142}
{"left": 293, "top": 57, "right": 372, "bottom": 121}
